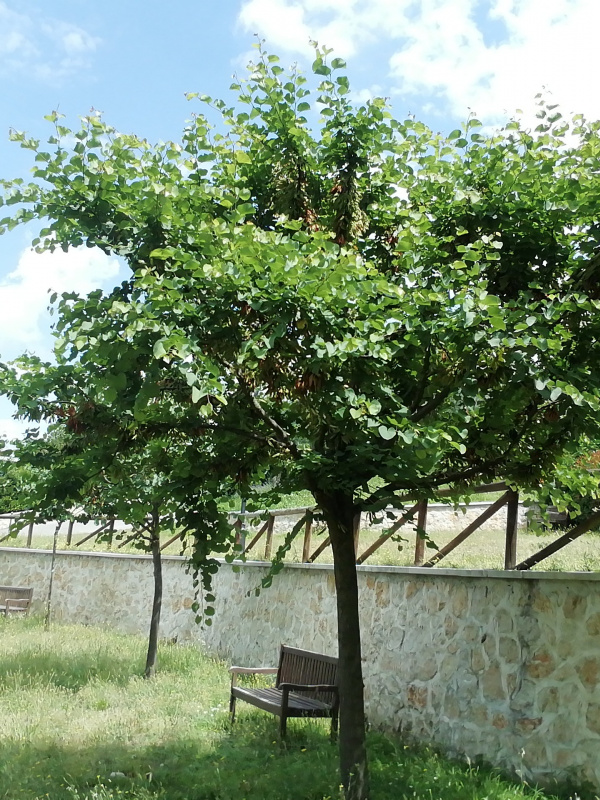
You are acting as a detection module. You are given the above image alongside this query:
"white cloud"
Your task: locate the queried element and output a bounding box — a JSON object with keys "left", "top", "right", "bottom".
{"left": 238, "top": 0, "right": 314, "bottom": 57}
{"left": 351, "top": 85, "right": 383, "bottom": 105}
{"left": 388, "top": 0, "right": 600, "bottom": 122}
{"left": 237, "top": 0, "right": 380, "bottom": 57}
{"left": 237, "top": 0, "right": 600, "bottom": 122}
{"left": 0, "top": 1, "right": 100, "bottom": 82}
{"left": 60, "top": 29, "right": 93, "bottom": 56}
{"left": 0, "top": 246, "right": 121, "bottom": 358}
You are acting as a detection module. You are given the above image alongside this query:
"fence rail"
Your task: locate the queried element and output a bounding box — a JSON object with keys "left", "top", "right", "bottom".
{"left": 2, "top": 483, "right": 596, "bottom": 569}
{"left": 230, "top": 483, "right": 520, "bottom": 567}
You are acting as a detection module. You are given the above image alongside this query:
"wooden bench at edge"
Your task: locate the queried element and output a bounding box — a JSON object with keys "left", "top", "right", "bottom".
{"left": 229, "top": 645, "right": 339, "bottom": 738}
{"left": 0, "top": 586, "right": 33, "bottom": 616}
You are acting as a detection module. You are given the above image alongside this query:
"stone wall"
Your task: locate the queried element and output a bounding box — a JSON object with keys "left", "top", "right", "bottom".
{"left": 1, "top": 546, "right": 598, "bottom": 791}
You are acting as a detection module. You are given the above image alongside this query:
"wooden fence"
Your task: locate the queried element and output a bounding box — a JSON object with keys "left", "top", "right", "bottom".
{"left": 231, "top": 481, "right": 523, "bottom": 568}
{"left": 2, "top": 481, "right": 597, "bottom": 569}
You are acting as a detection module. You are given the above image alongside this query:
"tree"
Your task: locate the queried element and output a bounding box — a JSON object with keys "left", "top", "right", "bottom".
{"left": 4, "top": 46, "right": 600, "bottom": 798}
{"left": 1, "top": 356, "right": 241, "bottom": 676}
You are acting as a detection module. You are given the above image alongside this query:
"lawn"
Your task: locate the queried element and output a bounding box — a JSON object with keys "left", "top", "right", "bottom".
{"left": 0, "top": 617, "right": 580, "bottom": 800}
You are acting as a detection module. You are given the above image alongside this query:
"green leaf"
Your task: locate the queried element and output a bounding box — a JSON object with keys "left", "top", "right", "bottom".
{"left": 378, "top": 425, "right": 396, "bottom": 440}
{"left": 234, "top": 151, "right": 252, "bottom": 164}
{"left": 312, "top": 61, "right": 331, "bottom": 77}
{"left": 153, "top": 340, "right": 167, "bottom": 359}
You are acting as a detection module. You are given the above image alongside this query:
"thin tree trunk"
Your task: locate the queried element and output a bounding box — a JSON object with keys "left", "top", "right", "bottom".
{"left": 145, "top": 509, "right": 162, "bottom": 679}
{"left": 316, "top": 490, "right": 370, "bottom": 800}
{"left": 45, "top": 521, "right": 62, "bottom": 632}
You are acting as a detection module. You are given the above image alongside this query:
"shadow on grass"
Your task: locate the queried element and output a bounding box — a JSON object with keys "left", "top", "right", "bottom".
{"left": 0, "top": 712, "right": 578, "bottom": 800}
{"left": 0, "top": 714, "right": 341, "bottom": 800}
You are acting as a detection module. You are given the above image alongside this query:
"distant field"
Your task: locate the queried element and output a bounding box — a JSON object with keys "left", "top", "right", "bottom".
{"left": 3, "top": 515, "right": 600, "bottom": 572}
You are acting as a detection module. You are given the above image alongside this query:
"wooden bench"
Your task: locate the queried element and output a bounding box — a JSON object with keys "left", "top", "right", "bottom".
{"left": 229, "top": 645, "right": 339, "bottom": 738}
{"left": 0, "top": 586, "right": 33, "bottom": 617}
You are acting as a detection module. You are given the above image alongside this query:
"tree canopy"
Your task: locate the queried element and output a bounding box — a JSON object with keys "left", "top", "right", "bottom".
{"left": 3, "top": 45, "right": 600, "bottom": 799}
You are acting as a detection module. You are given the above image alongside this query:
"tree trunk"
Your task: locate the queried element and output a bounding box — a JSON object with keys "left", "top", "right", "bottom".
{"left": 45, "top": 521, "right": 62, "bottom": 632}
{"left": 145, "top": 511, "right": 162, "bottom": 679}
{"left": 316, "top": 490, "right": 370, "bottom": 800}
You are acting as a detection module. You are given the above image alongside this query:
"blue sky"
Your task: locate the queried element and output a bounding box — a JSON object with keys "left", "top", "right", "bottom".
{"left": 1, "top": 0, "right": 599, "bottom": 437}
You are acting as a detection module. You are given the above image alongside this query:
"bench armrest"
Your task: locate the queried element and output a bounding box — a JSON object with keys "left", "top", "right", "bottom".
{"left": 229, "top": 666, "right": 277, "bottom": 675}
{"left": 230, "top": 666, "right": 277, "bottom": 687}
{"left": 3, "top": 598, "right": 30, "bottom": 615}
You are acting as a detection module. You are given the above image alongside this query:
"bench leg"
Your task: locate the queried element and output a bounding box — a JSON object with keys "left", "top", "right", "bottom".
{"left": 279, "top": 713, "right": 287, "bottom": 739}
{"left": 229, "top": 693, "right": 236, "bottom": 724}
{"left": 331, "top": 711, "right": 339, "bottom": 742}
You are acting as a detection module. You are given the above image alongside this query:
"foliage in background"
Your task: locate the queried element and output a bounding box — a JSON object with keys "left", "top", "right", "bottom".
{"left": 524, "top": 436, "right": 600, "bottom": 530}
{"left": 0, "top": 438, "right": 39, "bottom": 513}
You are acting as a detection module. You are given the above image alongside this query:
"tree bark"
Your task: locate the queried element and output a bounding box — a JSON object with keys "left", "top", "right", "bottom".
{"left": 45, "top": 521, "right": 62, "bottom": 632}
{"left": 316, "top": 489, "right": 370, "bottom": 800}
{"left": 145, "top": 509, "right": 162, "bottom": 679}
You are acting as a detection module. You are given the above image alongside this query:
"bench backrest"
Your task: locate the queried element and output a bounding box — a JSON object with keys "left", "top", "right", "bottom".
{"left": 0, "top": 586, "right": 33, "bottom": 604}
{"left": 276, "top": 645, "right": 338, "bottom": 703}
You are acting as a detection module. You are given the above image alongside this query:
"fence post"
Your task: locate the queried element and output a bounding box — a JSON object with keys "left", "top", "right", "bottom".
{"left": 264, "top": 515, "right": 275, "bottom": 560}
{"left": 107, "top": 519, "right": 115, "bottom": 550}
{"left": 504, "top": 489, "right": 519, "bottom": 569}
{"left": 302, "top": 514, "right": 313, "bottom": 563}
{"left": 414, "top": 500, "right": 428, "bottom": 565}
{"left": 237, "top": 499, "right": 247, "bottom": 552}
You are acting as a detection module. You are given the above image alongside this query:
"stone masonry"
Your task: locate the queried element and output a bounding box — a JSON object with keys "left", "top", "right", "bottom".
{"left": 0, "top": 547, "right": 598, "bottom": 791}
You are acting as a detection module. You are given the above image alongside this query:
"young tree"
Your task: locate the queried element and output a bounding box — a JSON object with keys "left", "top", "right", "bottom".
{"left": 1, "top": 356, "right": 241, "bottom": 677}
{"left": 4, "top": 47, "right": 600, "bottom": 798}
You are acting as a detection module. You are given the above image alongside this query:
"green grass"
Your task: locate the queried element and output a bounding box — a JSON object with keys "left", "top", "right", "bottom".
{"left": 0, "top": 617, "right": 588, "bottom": 800}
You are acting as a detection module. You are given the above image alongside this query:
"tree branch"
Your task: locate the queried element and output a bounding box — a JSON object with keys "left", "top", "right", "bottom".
{"left": 247, "top": 392, "right": 301, "bottom": 458}
{"left": 410, "top": 385, "right": 453, "bottom": 423}
{"left": 409, "top": 341, "right": 432, "bottom": 414}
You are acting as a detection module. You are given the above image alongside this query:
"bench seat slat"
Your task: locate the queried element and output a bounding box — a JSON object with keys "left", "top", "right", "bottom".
{"left": 231, "top": 686, "right": 333, "bottom": 717}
